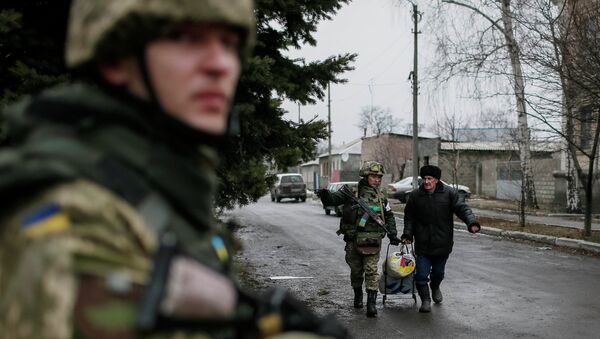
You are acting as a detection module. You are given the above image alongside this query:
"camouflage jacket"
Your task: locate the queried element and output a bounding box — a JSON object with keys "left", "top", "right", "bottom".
{"left": 323, "top": 179, "right": 397, "bottom": 240}
{"left": 0, "top": 83, "right": 240, "bottom": 339}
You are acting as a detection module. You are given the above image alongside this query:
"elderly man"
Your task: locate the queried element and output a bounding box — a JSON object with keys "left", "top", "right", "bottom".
{"left": 402, "top": 165, "right": 480, "bottom": 313}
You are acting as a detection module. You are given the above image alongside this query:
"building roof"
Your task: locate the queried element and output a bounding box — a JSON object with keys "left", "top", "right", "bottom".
{"left": 318, "top": 138, "right": 362, "bottom": 158}
{"left": 363, "top": 132, "right": 440, "bottom": 140}
{"left": 440, "top": 141, "right": 560, "bottom": 152}
{"left": 299, "top": 159, "right": 319, "bottom": 167}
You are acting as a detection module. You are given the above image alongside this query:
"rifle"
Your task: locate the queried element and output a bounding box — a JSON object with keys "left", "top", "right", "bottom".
{"left": 338, "top": 184, "right": 390, "bottom": 235}
{"left": 138, "top": 232, "right": 352, "bottom": 339}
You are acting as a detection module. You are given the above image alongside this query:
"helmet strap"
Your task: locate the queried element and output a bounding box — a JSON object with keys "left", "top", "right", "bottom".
{"left": 136, "top": 50, "right": 162, "bottom": 109}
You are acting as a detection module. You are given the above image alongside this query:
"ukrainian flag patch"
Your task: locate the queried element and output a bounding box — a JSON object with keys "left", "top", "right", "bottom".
{"left": 211, "top": 235, "right": 229, "bottom": 262}
{"left": 21, "top": 203, "right": 70, "bottom": 239}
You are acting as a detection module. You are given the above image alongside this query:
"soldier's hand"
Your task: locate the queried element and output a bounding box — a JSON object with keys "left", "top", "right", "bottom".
{"left": 468, "top": 223, "right": 481, "bottom": 233}
{"left": 388, "top": 234, "right": 401, "bottom": 246}
{"left": 400, "top": 234, "right": 413, "bottom": 244}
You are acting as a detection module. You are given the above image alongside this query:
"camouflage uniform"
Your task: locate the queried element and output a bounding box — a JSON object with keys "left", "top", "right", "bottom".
{"left": 319, "top": 162, "right": 397, "bottom": 318}
{"left": 0, "top": 1, "right": 349, "bottom": 338}
{"left": 343, "top": 183, "right": 390, "bottom": 291}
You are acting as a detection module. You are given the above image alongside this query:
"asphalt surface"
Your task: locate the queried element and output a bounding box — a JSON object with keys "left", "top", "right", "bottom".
{"left": 226, "top": 196, "right": 600, "bottom": 339}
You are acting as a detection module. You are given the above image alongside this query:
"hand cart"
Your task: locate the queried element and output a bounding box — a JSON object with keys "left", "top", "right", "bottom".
{"left": 381, "top": 242, "right": 417, "bottom": 305}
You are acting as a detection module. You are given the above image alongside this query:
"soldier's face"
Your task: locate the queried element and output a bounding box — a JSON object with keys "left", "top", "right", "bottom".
{"left": 146, "top": 23, "right": 241, "bottom": 134}
{"left": 101, "top": 23, "right": 241, "bottom": 135}
{"left": 367, "top": 174, "right": 382, "bottom": 187}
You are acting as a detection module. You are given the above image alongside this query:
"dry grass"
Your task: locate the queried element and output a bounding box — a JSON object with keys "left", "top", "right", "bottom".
{"left": 477, "top": 216, "right": 600, "bottom": 244}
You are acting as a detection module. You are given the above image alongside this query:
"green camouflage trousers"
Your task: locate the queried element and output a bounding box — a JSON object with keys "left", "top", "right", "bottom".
{"left": 345, "top": 241, "right": 380, "bottom": 291}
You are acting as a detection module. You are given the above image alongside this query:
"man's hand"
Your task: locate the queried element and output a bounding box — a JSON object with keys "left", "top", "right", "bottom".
{"left": 468, "top": 222, "right": 481, "bottom": 233}
{"left": 400, "top": 234, "right": 413, "bottom": 244}
{"left": 388, "top": 234, "right": 401, "bottom": 246}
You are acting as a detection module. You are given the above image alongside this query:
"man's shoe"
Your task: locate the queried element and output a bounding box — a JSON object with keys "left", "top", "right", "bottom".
{"left": 430, "top": 280, "right": 443, "bottom": 304}
{"left": 353, "top": 287, "right": 363, "bottom": 308}
{"left": 366, "top": 290, "right": 377, "bottom": 317}
{"left": 417, "top": 285, "right": 431, "bottom": 313}
{"left": 431, "top": 287, "right": 443, "bottom": 304}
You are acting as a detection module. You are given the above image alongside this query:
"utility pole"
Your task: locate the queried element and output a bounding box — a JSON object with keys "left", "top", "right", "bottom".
{"left": 411, "top": 3, "right": 421, "bottom": 190}
{"left": 368, "top": 79, "right": 374, "bottom": 136}
{"left": 297, "top": 103, "right": 301, "bottom": 175}
{"left": 328, "top": 82, "right": 332, "bottom": 186}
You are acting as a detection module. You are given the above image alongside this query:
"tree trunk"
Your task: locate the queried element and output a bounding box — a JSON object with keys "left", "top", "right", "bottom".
{"left": 500, "top": 0, "right": 538, "bottom": 212}
{"left": 549, "top": 15, "right": 583, "bottom": 214}
{"left": 566, "top": 150, "right": 582, "bottom": 213}
{"left": 583, "top": 110, "right": 600, "bottom": 236}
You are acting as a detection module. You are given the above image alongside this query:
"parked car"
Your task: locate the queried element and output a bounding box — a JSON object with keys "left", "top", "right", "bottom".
{"left": 387, "top": 176, "right": 471, "bottom": 203}
{"left": 270, "top": 173, "right": 307, "bottom": 202}
{"left": 322, "top": 181, "right": 358, "bottom": 216}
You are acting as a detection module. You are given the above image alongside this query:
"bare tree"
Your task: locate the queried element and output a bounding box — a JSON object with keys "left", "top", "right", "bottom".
{"left": 431, "top": 0, "right": 539, "bottom": 218}
{"left": 477, "top": 108, "right": 516, "bottom": 129}
{"left": 366, "top": 135, "right": 412, "bottom": 182}
{"left": 357, "top": 105, "right": 401, "bottom": 136}
{"left": 510, "top": 0, "right": 600, "bottom": 235}
{"left": 431, "top": 111, "right": 469, "bottom": 186}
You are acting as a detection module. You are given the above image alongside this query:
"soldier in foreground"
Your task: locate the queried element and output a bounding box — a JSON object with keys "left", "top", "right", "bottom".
{"left": 318, "top": 161, "right": 400, "bottom": 318}
{"left": 0, "top": 1, "right": 349, "bottom": 338}
{"left": 402, "top": 165, "right": 480, "bottom": 313}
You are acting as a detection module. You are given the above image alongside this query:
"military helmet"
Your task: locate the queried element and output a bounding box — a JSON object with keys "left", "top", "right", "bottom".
{"left": 359, "top": 161, "right": 385, "bottom": 177}
{"left": 65, "top": 0, "right": 256, "bottom": 69}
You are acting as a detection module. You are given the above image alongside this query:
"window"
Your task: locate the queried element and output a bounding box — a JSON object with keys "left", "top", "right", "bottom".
{"left": 497, "top": 162, "right": 522, "bottom": 181}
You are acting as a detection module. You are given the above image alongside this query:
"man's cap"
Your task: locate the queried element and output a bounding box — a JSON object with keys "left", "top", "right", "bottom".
{"left": 419, "top": 165, "right": 441, "bottom": 180}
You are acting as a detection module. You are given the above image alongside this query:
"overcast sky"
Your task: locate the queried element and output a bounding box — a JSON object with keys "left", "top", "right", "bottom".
{"left": 280, "top": 0, "right": 512, "bottom": 146}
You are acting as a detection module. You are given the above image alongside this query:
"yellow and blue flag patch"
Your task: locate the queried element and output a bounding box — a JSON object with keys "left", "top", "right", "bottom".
{"left": 21, "top": 203, "right": 70, "bottom": 239}
{"left": 211, "top": 235, "right": 229, "bottom": 262}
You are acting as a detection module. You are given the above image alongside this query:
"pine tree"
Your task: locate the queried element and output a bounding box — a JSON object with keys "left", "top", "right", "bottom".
{"left": 0, "top": 1, "right": 70, "bottom": 107}
{"left": 218, "top": 0, "right": 355, "bottom": 208}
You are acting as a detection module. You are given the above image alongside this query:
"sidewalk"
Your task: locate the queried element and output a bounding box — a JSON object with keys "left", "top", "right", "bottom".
{"left": 391, "top": 199, "right": 600, "bottom": 254}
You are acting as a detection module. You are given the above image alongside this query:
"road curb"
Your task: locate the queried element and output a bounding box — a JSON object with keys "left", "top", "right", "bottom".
{"left": 393, "top": 211, "right": 600, "bottom": 254}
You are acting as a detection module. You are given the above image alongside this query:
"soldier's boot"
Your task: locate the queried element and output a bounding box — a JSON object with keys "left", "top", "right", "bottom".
{"left": 430, "top": 279, "right": 443, "bottom": 304}
{"left": 353, "top": 287, "right": 363, "bottom": 308}
{"left": 417, "top": 285, "right": 431, "bottom": 313}
{"left": 366, "top": 290, "right": 377, "bottom": 317}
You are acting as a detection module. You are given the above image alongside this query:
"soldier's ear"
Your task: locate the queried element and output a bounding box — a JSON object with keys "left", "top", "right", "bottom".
{"left": 98, "top": 57, "right": 149, "bottom": 99}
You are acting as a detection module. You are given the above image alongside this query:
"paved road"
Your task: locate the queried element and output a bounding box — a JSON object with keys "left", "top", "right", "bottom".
{"left": 226, "top": 197, "right": 600, "bottom": 339}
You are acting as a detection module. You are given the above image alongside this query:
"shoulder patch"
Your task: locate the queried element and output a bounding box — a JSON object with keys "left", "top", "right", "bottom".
{"left": 211, "top": 235, "right": 229, "bottom": 262}
{"left": 21, "top": 203, "right": 71, "bottom": 239}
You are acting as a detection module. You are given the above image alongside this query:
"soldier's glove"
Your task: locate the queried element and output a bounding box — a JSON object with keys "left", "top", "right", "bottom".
{"left": 256, "top": 287, "right": 352, "bottom": 339}
{"left": 468, "top": 222, "right": 481, "bottom": 233}
{"left": 388, "top": 234, "right": 401, "bottom": 246}
{"left": 400, "top": 234, "right": 413, "bottom": 244}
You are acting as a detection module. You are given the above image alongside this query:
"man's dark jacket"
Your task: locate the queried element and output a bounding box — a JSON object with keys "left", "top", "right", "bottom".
{"left": 403, "top": 182, "right": 477, "bottom": 256}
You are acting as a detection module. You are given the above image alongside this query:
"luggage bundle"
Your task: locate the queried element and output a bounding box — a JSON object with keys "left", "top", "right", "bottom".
{"left": 379, "top": 244, "right": 417, "bottom": 302}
